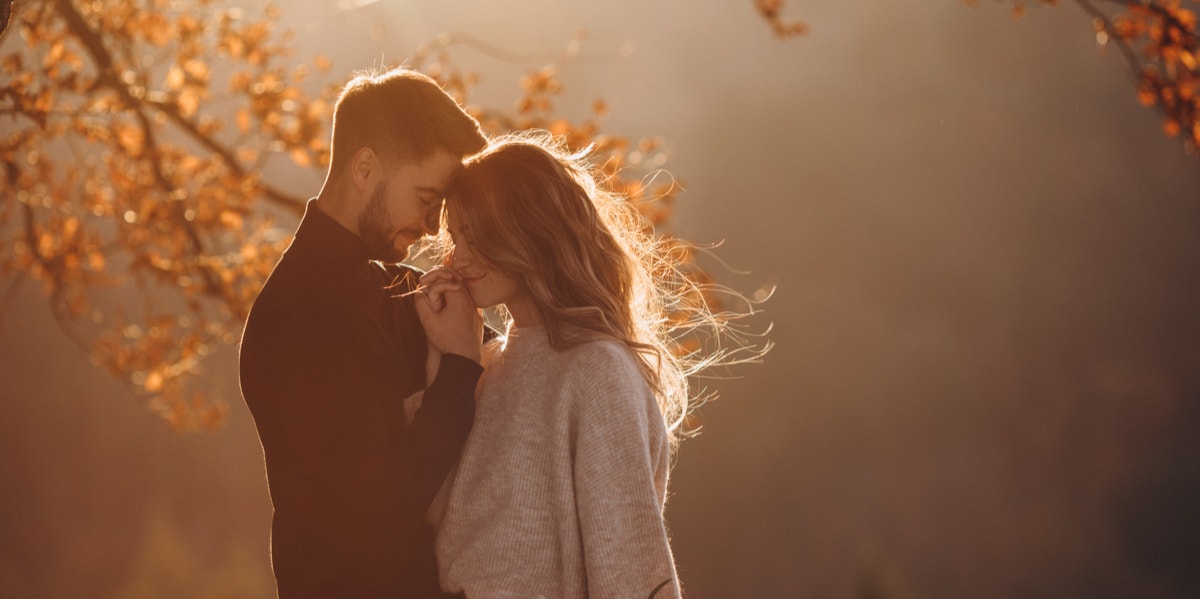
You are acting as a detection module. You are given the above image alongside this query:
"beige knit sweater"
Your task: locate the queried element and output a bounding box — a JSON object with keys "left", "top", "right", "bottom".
{"left": 413, "top": 325, "right": 681, "bottom": 599}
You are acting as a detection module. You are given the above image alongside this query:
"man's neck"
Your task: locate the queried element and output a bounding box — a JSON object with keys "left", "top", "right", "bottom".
{"left": 314, "top": 183, "right": 360, "bottom": 235}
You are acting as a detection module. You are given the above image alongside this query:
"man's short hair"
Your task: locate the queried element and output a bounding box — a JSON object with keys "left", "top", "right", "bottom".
{"left": 328, "top": 68, "right": 486, "bottom": 177}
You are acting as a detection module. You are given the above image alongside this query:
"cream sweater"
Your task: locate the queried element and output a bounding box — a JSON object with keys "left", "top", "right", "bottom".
{"left": 418, "top": 325, "right": 681, "bottom": 599}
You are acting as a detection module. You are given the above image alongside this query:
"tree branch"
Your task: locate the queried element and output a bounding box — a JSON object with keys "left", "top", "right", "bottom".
{"left": 0, "top": 0, "right": 14, "bottom": 40}
{"left": 54, "top": 0, "right": 305, "bottom": 216}
{"left": 1074, "top": 0, "right": 1144, "bottom": 82}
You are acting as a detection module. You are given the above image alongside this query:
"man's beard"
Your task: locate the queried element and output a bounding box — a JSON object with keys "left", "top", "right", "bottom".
{"left": 357, "top": 181, "right": 406, "bottom": 262}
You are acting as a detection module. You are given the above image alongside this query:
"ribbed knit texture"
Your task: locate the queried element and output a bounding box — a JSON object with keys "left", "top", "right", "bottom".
{"left": 423, "top": 325, "right": 681, "bottom": 598}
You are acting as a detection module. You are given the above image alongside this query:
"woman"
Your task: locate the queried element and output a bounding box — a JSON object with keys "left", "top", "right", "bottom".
{"left": 411, "top": 133, "right": 722, "bottom": 599}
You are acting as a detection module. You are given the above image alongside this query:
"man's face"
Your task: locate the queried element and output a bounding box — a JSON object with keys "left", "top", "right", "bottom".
{"left": 358, "top": 149, "right": 461, "bottom": 262}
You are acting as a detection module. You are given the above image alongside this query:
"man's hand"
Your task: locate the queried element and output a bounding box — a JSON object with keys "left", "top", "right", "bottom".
{"left": 417, "top": 266, "right": 461, "bottom": 312}
{"left": 414, "top": 268, "right": 483, "bottom": 365}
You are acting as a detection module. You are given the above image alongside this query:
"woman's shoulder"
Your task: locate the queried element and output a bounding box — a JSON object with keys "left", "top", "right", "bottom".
{"left": 500, "top": 329, "right": 648, "bottom": 393}
{"left": 557, "top": 339, "right": 663, "bottom": 438}
{"left": 563, "top": 336, "right": 639, "bottom": 370}
{"left": 558, "top": 337, "right": 652, "bottom": 399}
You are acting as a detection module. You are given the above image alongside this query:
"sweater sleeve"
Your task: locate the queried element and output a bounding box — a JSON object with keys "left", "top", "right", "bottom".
{"left": 402, "top": 353, "right": 480, "bottom": 508}
{"left": 387, "top": 287, "right": 481, "bottom": 509}
{"left": 569, "top": 343, "right": 682, "bottom": 599}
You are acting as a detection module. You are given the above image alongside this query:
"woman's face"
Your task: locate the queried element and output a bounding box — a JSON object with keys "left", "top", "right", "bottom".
{"left": 445, "top": 204, "right": 524, "bottom": 311}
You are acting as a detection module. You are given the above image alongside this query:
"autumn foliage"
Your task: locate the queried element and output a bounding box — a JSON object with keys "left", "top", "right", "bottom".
{"left": 0, "top": 0, "right": 725, "bottom": 430}
{"left": 972, "top": 0, "right": 1200, "bottom": 150}
{"left": 753, "top": 0, "right": 808, "bottom": 39}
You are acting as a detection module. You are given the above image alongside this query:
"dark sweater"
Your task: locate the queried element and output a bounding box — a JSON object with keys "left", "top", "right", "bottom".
{"left": 239, "top": 200, "right": 477, "bottom": 598}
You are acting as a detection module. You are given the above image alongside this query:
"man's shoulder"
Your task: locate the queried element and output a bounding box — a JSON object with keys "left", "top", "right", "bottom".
{"left": 242, "top": 258, "right": 335, "bottom": 350}
{"left": 238, "top": 280, "right": 342, "bottom": 396}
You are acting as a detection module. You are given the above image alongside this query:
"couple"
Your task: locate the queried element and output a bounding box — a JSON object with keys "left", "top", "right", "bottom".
{"left": 239, "top": 68, "right": 690, "bottom": 598}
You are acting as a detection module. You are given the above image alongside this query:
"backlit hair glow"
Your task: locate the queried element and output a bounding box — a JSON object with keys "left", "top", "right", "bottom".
{"left": 442, "top": 132, "right": 770, "bottom": 447}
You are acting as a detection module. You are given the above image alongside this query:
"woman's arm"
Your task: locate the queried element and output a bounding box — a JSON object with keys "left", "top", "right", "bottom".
{"left": 570, "top": 344, "right": 682, "bottom": 599}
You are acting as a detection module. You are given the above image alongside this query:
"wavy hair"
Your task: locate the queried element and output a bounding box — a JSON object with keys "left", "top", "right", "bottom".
{"left": 441, "top": 132, "right": 767, "bottom": 447}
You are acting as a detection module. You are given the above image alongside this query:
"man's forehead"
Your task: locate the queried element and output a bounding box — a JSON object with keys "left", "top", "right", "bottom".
{"left": 415, "top": 184, "right": 446, "bottom": 196}
{"left": 411, "top": 152, "right": 462, "bottom": 191}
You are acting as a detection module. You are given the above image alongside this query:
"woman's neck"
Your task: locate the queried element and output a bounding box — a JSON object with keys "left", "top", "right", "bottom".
{"left": 504, "top": 294, "right": 541, "bottom": 329}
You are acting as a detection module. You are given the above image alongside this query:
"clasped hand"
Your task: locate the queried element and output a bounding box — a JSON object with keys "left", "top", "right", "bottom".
{"left": 412, "top": 266, "right": 483, "bottom": 382}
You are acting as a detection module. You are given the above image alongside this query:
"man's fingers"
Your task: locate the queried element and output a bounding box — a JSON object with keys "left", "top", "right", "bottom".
{"left": 419, "top": 267, "right": 461, "bottom": 287}
{"left": 422, "top": 280, "right": 463, "bottom": 312}
{"left": 417, "top": 286, "right": 483, "bottom": 363}
{"left": 440, "top": 287, "right": 479, "bottom": 313}
{"left": 413, "top": 289, "right": 434, "bottom": 319}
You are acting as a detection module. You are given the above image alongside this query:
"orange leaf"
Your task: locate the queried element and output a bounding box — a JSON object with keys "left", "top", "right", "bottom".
{"left": 236, "top": 108, "right": 251, "bottom": 133}
{"left": 166, "top": 65, "right": 185, "bottom": 91}
{"left": 1138, "top": 87, "right": 1157, "bottom": 107}
{"left": 183, "top": 59, "right": 210, "bottom": 81}
{"left": 144, "top": 370, "right": 164, "bottom": 392}
{"left": 115, "top": 123, "right": 145, "bottom": 156}
{"left": 290, "top": 147, "right": 311, "bottom": 167}
{"left": 178, "top": 88, "right": 200, "bottom": 118}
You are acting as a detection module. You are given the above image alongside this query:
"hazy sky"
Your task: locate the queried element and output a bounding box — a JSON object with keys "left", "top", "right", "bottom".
{"left": 3, "top": 1, "right": 1200, "bottom": 597}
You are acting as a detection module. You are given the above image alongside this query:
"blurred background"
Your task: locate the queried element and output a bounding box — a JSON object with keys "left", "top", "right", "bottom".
{"left": 3, "top": 0, "right": 1200, "bottom": 597}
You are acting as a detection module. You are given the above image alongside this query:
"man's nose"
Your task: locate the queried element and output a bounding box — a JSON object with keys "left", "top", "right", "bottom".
{"left": 421, "top": 207, "right": 440, "bottom": 236}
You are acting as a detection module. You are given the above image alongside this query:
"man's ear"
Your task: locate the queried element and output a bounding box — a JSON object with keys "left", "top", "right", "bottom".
{"left": 350, "top": 147, "right": 378, "bottom": 191}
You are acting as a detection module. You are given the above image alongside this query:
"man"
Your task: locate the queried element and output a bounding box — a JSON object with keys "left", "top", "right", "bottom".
{"left": 239, "top": 68, "right": 487, "bottom": 598}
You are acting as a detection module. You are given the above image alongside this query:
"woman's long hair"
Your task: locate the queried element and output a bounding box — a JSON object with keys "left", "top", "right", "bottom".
{"left": 442, "top": 132, "right": 766, "bottom": 447}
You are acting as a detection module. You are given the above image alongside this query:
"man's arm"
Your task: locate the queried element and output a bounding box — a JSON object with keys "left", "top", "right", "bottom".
{"left": 398, "top": 351, "right": 480, "bottom": 509}
{"left": 240, "top": 301, "right": 423, "bottom": 591}
{"left": 400, "top": 285, "right": 484, "bottom": 508}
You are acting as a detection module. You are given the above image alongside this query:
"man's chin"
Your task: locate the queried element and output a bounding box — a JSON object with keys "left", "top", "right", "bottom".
{"left": 364, "top": 243, "right": 407, "bottom": 263}
{"left": 384, "top": 234, "right": 419, "bottom": 263}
